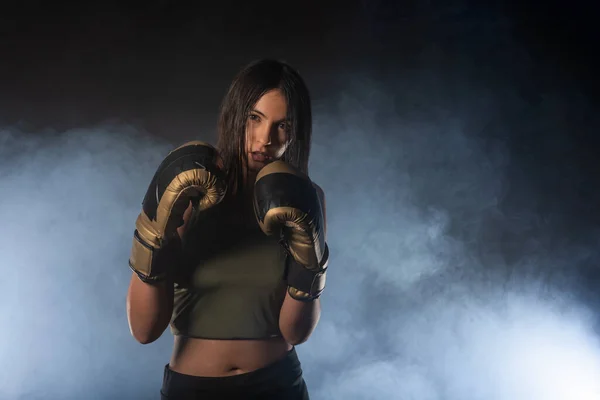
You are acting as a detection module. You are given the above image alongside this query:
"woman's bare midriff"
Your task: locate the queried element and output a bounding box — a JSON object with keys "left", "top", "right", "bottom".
{"left": 169, "top": 335, "right": 293, "bottom": 377}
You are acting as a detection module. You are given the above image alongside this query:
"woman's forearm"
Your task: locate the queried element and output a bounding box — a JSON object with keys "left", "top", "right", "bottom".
{"left": 126, "top": 273, "right": 174, "bottom": 344}
{"left": 126, "top": 203, "right": 191, "bottom": 344}
{"left": 279, "top": 291, "right": 321, "bottom": 345}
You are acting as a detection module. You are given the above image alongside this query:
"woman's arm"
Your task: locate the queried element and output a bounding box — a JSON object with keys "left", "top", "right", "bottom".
{"left": 126, "top": 272, "right": 174, "bottom": 344}
{"left": 126, "top": 202, "right": 193, "bottom": 344}
{"left": 279, "top": 293, "right": 321, "bottom": 345}
{"left": 279, "top": 184, "right": 327, "bottom": 345}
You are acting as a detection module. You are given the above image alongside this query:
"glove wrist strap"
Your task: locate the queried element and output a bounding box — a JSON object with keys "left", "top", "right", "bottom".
{"left": 129, "top": 264, "right": 168, "bottom": 284}
{"left": 286, "top": 245, "right": 329, "bottom": 301}
{"left": 128, "top": 229, "right": 178, "bottom": 284}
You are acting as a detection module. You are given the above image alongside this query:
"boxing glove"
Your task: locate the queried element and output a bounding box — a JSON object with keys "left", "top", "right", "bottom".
{"left": 253, "top": 161, "right": 329, "bottom": 301}
{"left": 129, "top": 141, "right": 226, "bottom": 283}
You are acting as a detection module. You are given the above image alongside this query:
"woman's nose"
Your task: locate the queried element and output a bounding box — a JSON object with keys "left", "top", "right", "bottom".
{"left": 255, "top": 124, "right": 273, "bottom": 145}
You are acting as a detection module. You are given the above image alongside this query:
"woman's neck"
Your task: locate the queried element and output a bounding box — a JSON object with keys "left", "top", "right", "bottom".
{"left": 242, "top": 165, "right": 258, "bottom": 184}
{"left": 227, "top": 171, "right": 255, "bottom": 203}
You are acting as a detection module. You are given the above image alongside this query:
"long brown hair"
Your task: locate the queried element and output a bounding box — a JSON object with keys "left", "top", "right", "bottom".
{"left": 216, "top": 59, "right": 312, "bottom": 198}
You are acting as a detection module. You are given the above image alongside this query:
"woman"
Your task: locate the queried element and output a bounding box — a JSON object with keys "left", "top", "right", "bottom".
{"left": 126, "top": 59, "right": 328, "bottom": 399}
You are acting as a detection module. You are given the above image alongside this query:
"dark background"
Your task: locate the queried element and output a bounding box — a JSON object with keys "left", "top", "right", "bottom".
{"left": 2, "top": 2, "right": 597, "bottom": 137}
{"left": 1, "top": 1, "right": 600, "bottom": 399}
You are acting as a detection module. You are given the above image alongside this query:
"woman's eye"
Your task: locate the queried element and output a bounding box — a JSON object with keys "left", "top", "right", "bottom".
{"left": 279, "top": 122, "right": 288, "bottom": 130}
{"left": 249, "top": 114, "right": 260, "bottom": 121}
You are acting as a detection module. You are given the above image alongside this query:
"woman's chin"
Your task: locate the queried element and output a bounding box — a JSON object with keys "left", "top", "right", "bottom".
{"left": 248, "top": 159, "right": 268, "bottom": 171}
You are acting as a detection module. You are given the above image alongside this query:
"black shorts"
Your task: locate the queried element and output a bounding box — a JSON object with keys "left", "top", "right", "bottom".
{"left": 160, "top": 347, "right": 310, "bottom": 400}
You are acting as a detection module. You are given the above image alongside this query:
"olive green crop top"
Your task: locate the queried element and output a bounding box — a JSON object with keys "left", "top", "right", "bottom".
{"left": 169, "top": 200, "right": 288, "bottom": 340}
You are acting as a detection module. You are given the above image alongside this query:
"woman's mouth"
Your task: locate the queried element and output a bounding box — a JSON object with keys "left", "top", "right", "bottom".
{"left": 251, "top": 152, "right": 272, "bottom": 163}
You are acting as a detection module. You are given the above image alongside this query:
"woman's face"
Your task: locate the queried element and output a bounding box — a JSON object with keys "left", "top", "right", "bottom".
{"left": 245, "top": 89, "right": 290, "bottom": 173}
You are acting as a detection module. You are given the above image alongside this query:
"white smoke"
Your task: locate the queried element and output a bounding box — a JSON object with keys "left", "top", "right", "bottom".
{"left": 1, "top": 12, "right": 599, "bottom": 399}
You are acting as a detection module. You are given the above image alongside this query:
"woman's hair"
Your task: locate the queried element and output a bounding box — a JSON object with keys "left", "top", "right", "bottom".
{"left": 216, "top": 59, "right": 312, "bottom": 196}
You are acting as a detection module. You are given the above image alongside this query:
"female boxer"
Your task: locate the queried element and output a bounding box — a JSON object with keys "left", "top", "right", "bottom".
{"left": 126, "top": 59, "right": 328, "bottom": 399}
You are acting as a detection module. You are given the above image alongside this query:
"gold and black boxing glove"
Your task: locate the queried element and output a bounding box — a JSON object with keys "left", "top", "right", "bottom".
{"left": 253, "top": 161, "right": 329, "bottom": 301}
{"left": 129, "top": 141, "right": 227, "bottom": 283}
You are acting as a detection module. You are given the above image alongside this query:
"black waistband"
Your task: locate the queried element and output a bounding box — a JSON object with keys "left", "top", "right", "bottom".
{"left": 161, "top": 347, "right": 304, "bottom": 398}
